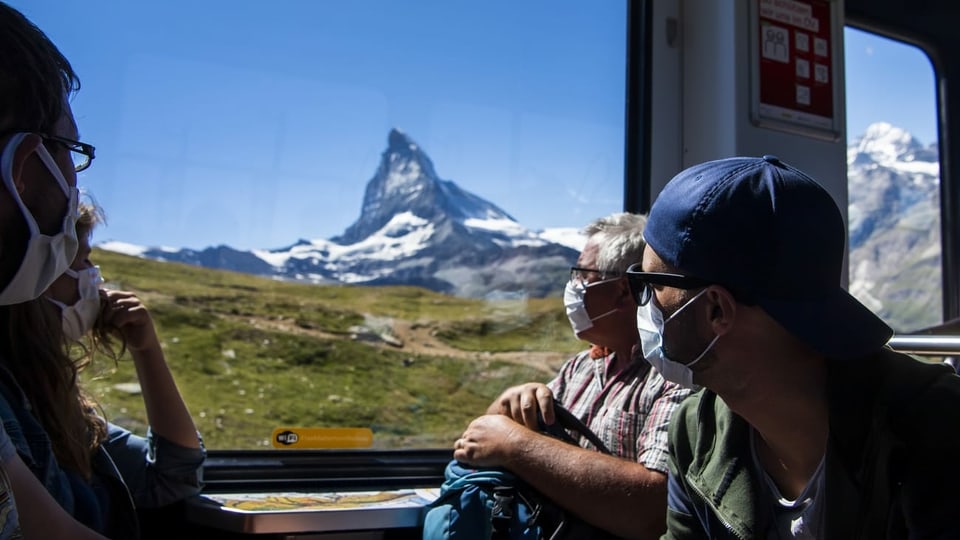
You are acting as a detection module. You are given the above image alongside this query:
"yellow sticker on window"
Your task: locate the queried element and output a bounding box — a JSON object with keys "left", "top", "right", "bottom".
{"left": 271, "top": 427, "right": 374, "bottom": 449}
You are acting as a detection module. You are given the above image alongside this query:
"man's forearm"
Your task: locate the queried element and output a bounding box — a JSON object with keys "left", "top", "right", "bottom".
{"left": 502, "top": 430, "right": 667, "bottom": 540}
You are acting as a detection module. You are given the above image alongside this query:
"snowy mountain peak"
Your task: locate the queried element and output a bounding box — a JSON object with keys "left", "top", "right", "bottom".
{"left": 845, "top": 122, "right": 941, "bottom": 332}
{"left": 334, "top": 129, "right": 518, "bottom": 244}
{"left": 849, "top": 122, "right": 935, "bottom": 167}
{"left": 387, "top": 128, "right": 418, "bottom": 152}
{"left": 100, "top": 128, "right": 580, "bottom": 298}
{"left": 382, "top": 128, "right": 438, "bottom": 182}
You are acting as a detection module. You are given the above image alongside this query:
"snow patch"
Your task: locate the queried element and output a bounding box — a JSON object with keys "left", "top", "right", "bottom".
{"left": 97, "top": 241, "right": 148, "bottom": 257}
{"left": 538, "top": 228, "right": 585, "bottom": 251}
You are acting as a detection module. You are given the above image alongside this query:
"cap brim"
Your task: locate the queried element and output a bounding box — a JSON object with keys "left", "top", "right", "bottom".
{"left": 759, "top": 289, "right": 893, "bottom": 360}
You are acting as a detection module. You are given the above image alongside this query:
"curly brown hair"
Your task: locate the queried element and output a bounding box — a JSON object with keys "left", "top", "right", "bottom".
{"left": 0, "top": 300, "right": 106, "bottom": 479}
{"left": 0, "top": 201, "right": 110, "bottom": 479}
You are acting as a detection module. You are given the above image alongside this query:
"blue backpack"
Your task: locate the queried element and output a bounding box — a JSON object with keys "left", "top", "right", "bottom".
{"left": 422, "top": 461, "right": 541, "bottom": 540}
{"left": 422, "top": 402, "right": 616, "bottom": 540}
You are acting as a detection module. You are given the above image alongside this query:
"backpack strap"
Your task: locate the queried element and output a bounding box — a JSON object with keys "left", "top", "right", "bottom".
{"left": 491, "top": 486, "right": 515, "bottom": 540}
{"left": 541, "top": 400, "right": 612, "bottom": 455}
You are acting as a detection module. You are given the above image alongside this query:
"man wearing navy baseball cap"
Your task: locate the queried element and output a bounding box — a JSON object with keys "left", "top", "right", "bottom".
{"left": 625, "top": 156, "right": 960, "bottom": 539}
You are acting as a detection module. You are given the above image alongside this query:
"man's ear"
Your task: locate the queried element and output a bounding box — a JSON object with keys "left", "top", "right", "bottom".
{"left": 704, "top": 286, "right": 737, "bottom": 336}
{"left": 8, "top": 135, "right": 42, "bottom": 195}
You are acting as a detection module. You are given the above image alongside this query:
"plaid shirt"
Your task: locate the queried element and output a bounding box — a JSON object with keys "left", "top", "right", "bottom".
{"left": 0, "top": 425, "right": 19, "bottom": 539}
{"left": 547, "top": 347, "right": 690, "bottom": 474}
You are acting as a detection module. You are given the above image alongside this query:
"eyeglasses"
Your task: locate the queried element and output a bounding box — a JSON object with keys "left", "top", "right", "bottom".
{"left": 624, "top": 262, "right": 710, "bottom": 306}
{"left": 569, "top": 266, "right": 621, "bottom": 286}
{"left": 41, "top": 134, "right": 96, "bottom": 172}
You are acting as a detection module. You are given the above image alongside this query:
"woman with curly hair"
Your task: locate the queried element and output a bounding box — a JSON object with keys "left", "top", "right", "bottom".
{"left": 0, "top": 201, "right": 204, "bottom": 538}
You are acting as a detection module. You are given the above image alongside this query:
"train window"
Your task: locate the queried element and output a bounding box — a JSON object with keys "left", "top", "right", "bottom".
{"left": 14, "top": 1, "right": 628, "bottom": 450}
{"left": 844, "top": 27, "right": 941, "bottom": 333}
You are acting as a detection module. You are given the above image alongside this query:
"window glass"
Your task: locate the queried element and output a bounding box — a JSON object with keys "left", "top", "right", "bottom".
{"left": 14, "top": 1, "right": 627, "bottom": 449}
{"left": 845, "top": 27, "right": 941, "bottom": 333}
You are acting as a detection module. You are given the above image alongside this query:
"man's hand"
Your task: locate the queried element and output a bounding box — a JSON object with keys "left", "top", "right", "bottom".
{"left": 454, "top": 414, "right": 529, "bottom": 468}
{"left": 487, "top": 383, "right": 556, "bottom": 429}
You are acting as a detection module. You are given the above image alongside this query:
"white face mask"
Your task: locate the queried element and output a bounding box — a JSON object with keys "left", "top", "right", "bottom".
{"left": 0, "top": 133, "right": 80, "bottom": 305}
{"left": 636, "top": 288, "right": 718, "bottom": 389}
{"left": 563, "top": 278, "right": 619, "bottom": 336}
{"left": 48, "top": 266, "right": 103, "bottom": 341}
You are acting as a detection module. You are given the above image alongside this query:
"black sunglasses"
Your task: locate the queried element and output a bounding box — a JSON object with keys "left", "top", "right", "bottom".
{"left": 624, "top": 262, "right": 710, "bottom": 305}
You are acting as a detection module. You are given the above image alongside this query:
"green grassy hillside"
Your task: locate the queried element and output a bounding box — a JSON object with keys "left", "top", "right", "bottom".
{"left": 84, "top": 249, "right": 584, "bottom": 449}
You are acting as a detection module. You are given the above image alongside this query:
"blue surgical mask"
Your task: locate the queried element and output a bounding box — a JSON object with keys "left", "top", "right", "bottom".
{"left": 636, "top": 288, "right": 718, "bottom": 389}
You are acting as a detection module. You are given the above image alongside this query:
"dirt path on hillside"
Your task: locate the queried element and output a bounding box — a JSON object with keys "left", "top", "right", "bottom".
{"left": 390, "top": 320, "right": 567, "bottom": 374}
{"left": 230, "top": 313, "right": 567, "bottom": 375}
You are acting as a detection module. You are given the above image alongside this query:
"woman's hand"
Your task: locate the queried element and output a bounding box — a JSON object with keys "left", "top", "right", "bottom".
{"left": 99, "top": 290, "right": 159, "bottom": 353}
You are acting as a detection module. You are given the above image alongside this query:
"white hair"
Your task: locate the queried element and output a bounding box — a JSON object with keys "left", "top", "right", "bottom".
{"left": 582, "top": 212, "right": 647, "bottom": 274}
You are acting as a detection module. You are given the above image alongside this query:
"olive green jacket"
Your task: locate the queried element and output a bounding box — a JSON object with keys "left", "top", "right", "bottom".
{"left": 663, "top": 349, "right": 960, "bottom": 540}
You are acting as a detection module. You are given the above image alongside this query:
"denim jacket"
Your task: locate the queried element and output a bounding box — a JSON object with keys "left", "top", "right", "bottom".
{"left": 663, "top": 349, "right": 960, "bottom": 540}
{"left": 0, "top": 366, "right": 205, "bottom": 538}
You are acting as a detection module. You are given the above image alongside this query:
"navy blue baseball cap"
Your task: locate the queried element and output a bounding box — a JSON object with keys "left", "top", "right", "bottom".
{"left": 644, "top": 155, "right": 892, "bottom": 359}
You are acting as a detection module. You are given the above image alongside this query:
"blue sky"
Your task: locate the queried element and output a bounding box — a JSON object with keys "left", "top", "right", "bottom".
{"left": 10, "top": 2, "right": 938, "bottom": 251}
{"left": 845, "top": 27, "right": 937, "bottom": 146}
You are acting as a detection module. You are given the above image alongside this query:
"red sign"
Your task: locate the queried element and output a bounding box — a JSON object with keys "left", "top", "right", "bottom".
{"left": 756, "top": 0, "right": 835, "bottom": 131}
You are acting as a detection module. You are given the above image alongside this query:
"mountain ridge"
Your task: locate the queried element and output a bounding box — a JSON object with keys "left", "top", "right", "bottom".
{"left": 102, "top": 129, "right": 580, "bottom": 298}
{"left": 847, "top": 122, "right": 941, "bottom": 331}
{"left": 99, "top": 123, "right": 941, "bottom": 327}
